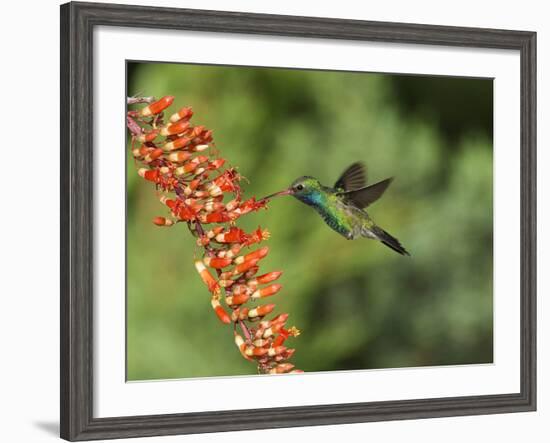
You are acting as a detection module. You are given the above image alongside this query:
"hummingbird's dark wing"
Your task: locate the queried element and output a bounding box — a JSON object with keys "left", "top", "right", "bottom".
{"left": 338, "top": 178, "right": 393, "bottom": 209}
{"left": 334, "top": 162, "right": 367, "bottom": 192}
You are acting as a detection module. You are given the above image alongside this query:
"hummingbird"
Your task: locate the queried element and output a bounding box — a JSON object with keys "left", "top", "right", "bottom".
{"left": 263, "top": 162, "right": 410, "bottom": 256}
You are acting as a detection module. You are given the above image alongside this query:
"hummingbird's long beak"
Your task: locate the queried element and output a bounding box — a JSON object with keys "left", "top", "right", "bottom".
{"left": 261, "top": 188, "right": 294, "bottom": 201}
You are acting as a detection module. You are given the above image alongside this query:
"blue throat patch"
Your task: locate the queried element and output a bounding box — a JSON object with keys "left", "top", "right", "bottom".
{"left": 298, "top": 190, "right": 323, "bottom": 207}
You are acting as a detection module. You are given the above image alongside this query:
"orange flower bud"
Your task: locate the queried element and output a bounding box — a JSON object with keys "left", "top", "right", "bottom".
{"left": 233, "top": 258, "right": 260, "bottom": 275}
{"left": 262, "top": 322, "right": 284, "bottom": 338}
{"left": 207, "top": 184, "right": 223, "bottom": 197}
{"left": 233, "top": 333, "right": 253, "bottom": 361}
{"left": 267, "top": 346, "right": 287, "bottom": 357}
{"left": 136, "top": 132, "right": 156, "bottom": 144}
{"left": 138, "top": 168, "right": 159, "bottom": 183}
{"left": 234, "top": 247, "right": 269, "bottom": 265}
{"left": 160, "top": 120, "right": 190, "bottom": 136}
{"left": 189, "top": 178, "right": 201, "bottom": 190}
{"left": 143, "top": 148, "right": 163, "bottom": 163}
{"left": 271, "top": 313, "right": 289, "bottom": 325}
{"left": 200, "top": 211, "right": 231, "bottom": 224}
{"left": 251, "top": 284, "right": 282, "bottom": 299}
{"left": 208, "top": 158, "right": 225, "bottom": 170}
{"left": 234, "top": 332, "right": 245, "bottom": 348}
{"left": 166, "top": 151, "right": 191, "bottom": 163}
{"left": 269, "top": 363, "right": 295, "bottom": 374}
{"left": 163, "top": 136, "right": 191, "bottom": 151}
{"left": 248, "top": 303, "right": 276, "bottom": 319}
{"left": 244, "top": 346, "right": 268, "bottom": 357}
{"left": 204, "top": 200, "right": 225, "bottom": 213}
{"left": 203, "top": 257, "right": 232, "bottom": 269}
{"left": 194, "top": 260, "right": 219, "bottom": 293}
{"left": 169, "top": 106, "right": 193, "bottom": 123}
{"left": 174, "top": 156, "right": 208, "bottom": 176}
{"left": 174, "top": 162, "right": 198, "bottom": 176}
{"left": 248, "top": 271, "right": 283, "bottom": 288}
{"left": 136, "top": 130, "right": 159, "bottom": 143}
{"left": 152, "top": 216, "right": 174, "bottom": 227}
{"left": 140, "top": 96, "right": 174, "bottom": 116}
{"left": 257, "top": 271, "right": 282, "bottom": 284}
{"left": 211, "top": 298, "right": 231, "bottom": 324}
{"left": 225, "top": 293, "right": 250, "bottom": 306}
{"left": 159, "top": 196, "right": 176, "bottom": 210}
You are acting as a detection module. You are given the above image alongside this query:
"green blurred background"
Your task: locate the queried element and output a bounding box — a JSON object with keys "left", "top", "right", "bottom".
{"left": 126, "top": 62, "right": 493, "bottom": 380}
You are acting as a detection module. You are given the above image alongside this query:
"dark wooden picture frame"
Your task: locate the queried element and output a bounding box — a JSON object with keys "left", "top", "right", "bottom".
{"left": 60, "top": 2, "right": 536, "bottom": 441}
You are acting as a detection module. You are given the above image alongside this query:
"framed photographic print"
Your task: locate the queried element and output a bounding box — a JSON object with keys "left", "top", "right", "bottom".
{"left": 60, "top": 1, "right": 536, "bottom": 441}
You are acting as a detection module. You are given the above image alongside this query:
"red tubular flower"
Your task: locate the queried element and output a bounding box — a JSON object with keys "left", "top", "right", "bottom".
{"left": 225, "top": 292, "right": 250, "bottom": 306}
{"left": 127, "top": 95, "right": 301, "bottom": 375}
{"left": 140, "top": 95, "right": 174, "bottom": 117}
{"left": 164, "top": 136, "right": 192, "bottom": 151}
{"left": 249, "top": 271, "right": 283, "bottom": 287}
{"left": 136, "top": 130, "right": 159, "bottom": 143}
{"left": 169, "top": 106, "right": 194, "bottom": 123}
{"left": 166, "top": 151, "right": 192, "bottom": 163}
{"left": 152, "top": 216, "right": 174, "bottom": 227}
{"left": 160, "top": 119, "right": 190, "bottom": 136}
{"left": 251, "top": 284, "right": 282, "bottom": 299}
{"left": 215, "top": 227, "right": 248, "bottom": 244}
{"left": 138, "top": 168, "right": 159, "bottom": 183}
{"left": 203, "top": 256, "right": 233, "bottom": 269}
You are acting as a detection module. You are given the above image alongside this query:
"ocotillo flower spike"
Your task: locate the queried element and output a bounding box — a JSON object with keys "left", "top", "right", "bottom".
{"left": 127, "top": 95, "right": 300, "bottom": 375}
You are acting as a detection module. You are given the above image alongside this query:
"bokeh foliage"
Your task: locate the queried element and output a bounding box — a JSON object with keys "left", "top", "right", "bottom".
{"left": 126, "top": 62, "right": 493, "bottom": 380}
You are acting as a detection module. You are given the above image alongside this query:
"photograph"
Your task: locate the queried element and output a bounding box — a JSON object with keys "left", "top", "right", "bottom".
{"left": 56, "top": 2, "right": 538, "bottom": 440}
{"left": 126, "top": 61, "right": 494, "bottom": 381}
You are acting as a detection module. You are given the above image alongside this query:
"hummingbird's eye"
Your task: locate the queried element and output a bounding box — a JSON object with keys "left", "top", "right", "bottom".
{"left": 295, "top": 184, "right": 304, "bottom": 191}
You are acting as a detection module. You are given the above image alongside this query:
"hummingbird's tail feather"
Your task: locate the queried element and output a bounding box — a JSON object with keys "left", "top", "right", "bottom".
{"left": 369, "top": 226, "right": 410, "bottom": 256}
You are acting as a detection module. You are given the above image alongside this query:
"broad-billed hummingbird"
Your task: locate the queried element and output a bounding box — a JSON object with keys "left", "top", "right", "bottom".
{"left": 263, "top": 162, "right": 410, "bottom": 256}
